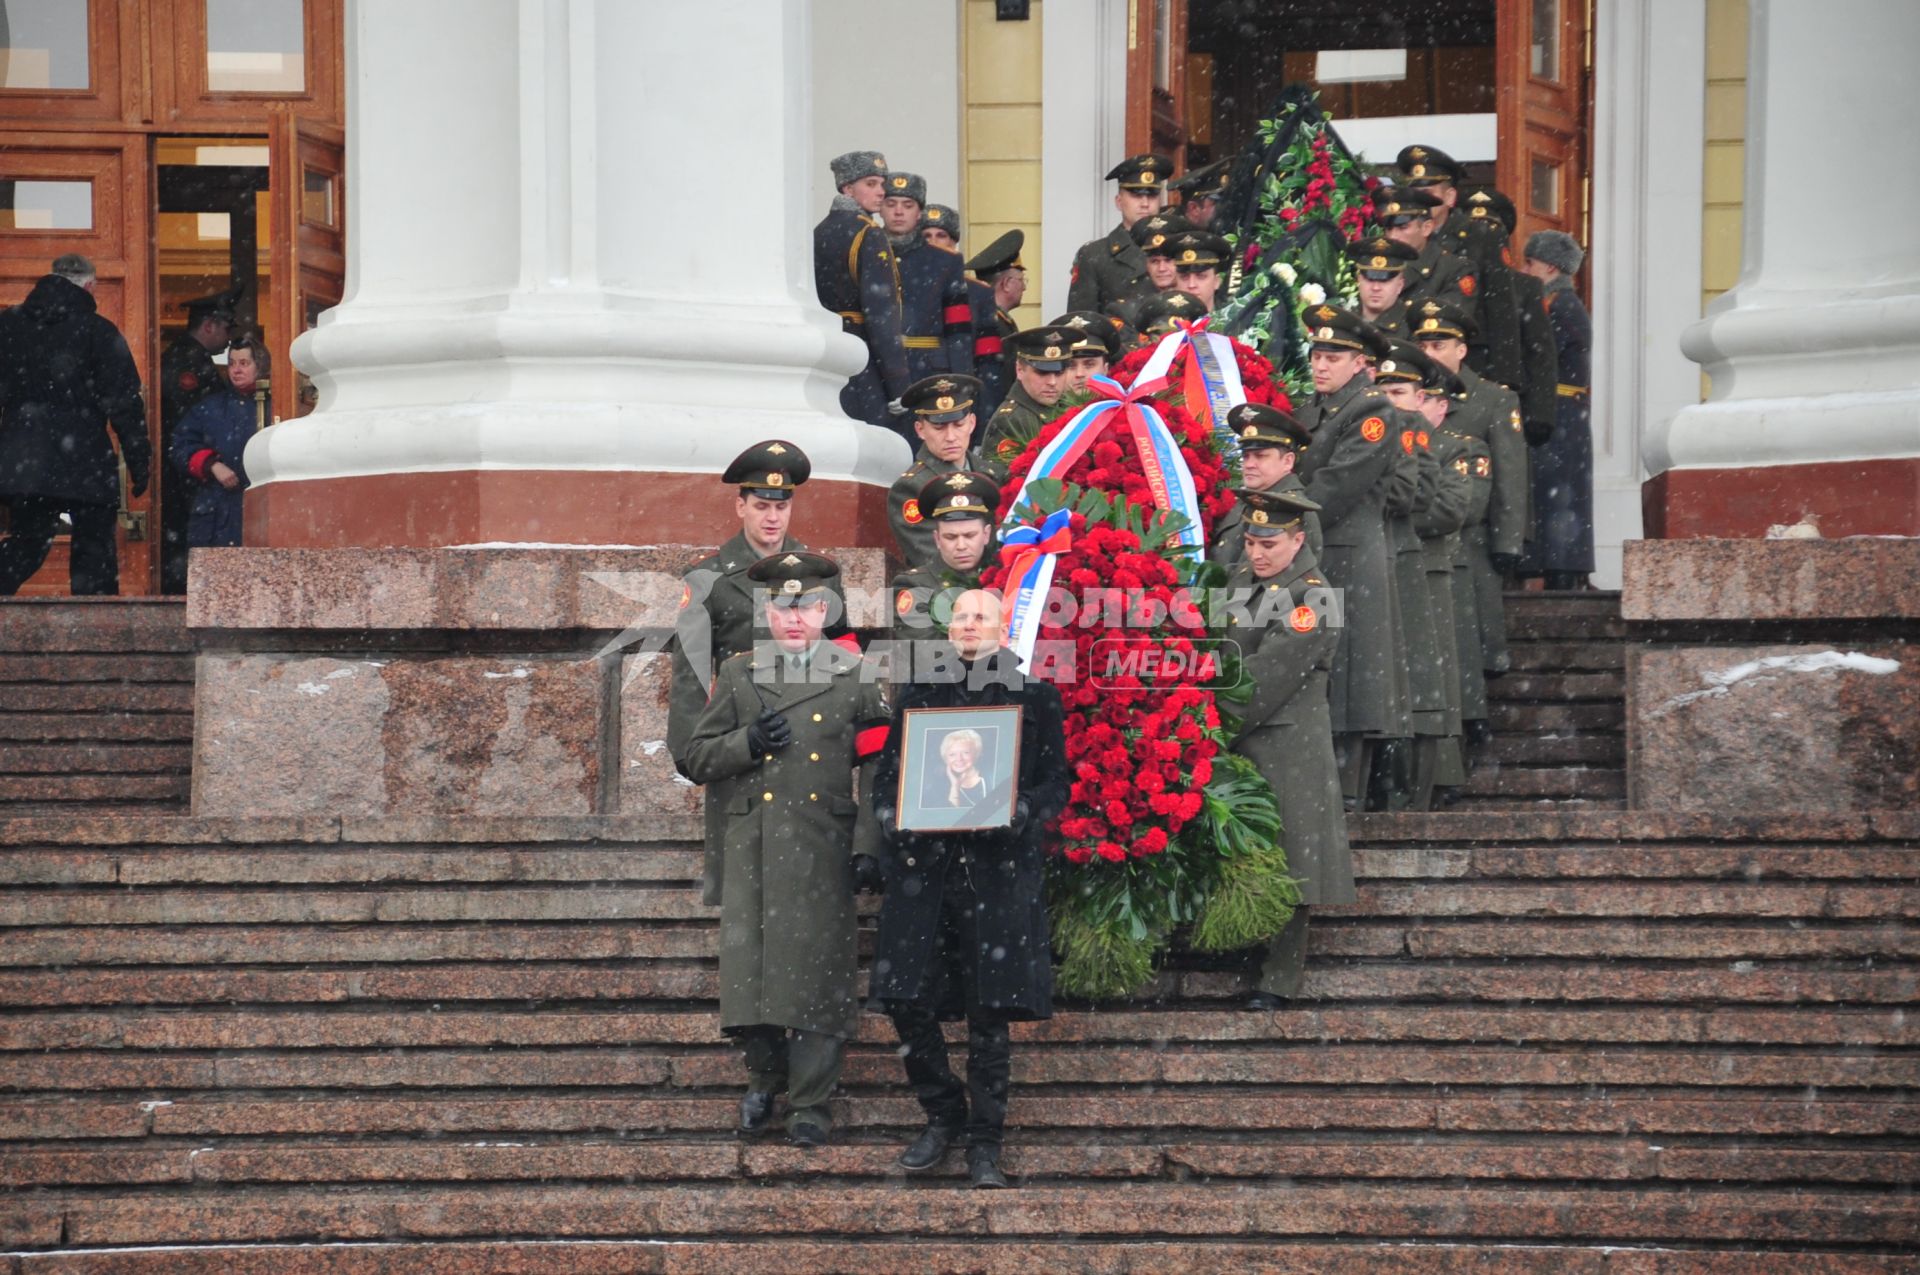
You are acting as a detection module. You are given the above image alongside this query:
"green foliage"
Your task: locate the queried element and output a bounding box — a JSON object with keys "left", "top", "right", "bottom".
{"left": 1048, "top": 867, "right": 1166, "bottom": 998}
{"left": 1190, "top": 838, "right": 1301, "bottom": 953}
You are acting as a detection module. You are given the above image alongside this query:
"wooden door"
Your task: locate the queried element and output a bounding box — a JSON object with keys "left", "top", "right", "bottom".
{"left": 1497, "top": 0, "right": 1591, "bottom": 264}
{"left": 0, "top": 134, "right": 154, "bottom": 596}
{"left": 1126, "top": 0, "right": 1189, "bottom": 168}
{"left": 266, "top": 107, "right": 343, "bottom": 423}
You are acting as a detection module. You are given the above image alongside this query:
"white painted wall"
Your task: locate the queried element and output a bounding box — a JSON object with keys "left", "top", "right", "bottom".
{"left": 1040, "top": 0, "right": 1128, "bottom": 319}
{"left": 809, "top": 0, "right": 963, "bottom": 215}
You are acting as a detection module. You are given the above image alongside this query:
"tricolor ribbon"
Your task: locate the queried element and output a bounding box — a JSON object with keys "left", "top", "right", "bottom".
{"left": 1003, "top": 374, "right": 1206, "bottom": 555}
{"left": 996, "top": 508, "right": 1073, "bottom": 666}
{"left": 1135, "top": 317, "right": 1248, "bottom": 459}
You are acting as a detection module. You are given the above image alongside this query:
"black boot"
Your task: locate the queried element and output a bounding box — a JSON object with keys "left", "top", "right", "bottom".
{"left": 738, "top": 1090, "right": 776, "bottom": 1136}
{"left": 898, "top": 1122, "right": 960, "bottom": 1171}
{"left": 968, "top": 1145, "right": 1009, "bottom": 1189}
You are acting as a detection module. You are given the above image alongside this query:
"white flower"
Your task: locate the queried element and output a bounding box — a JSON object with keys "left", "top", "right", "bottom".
{"left": 1271, "top": 262, "right": 1298, "bottom": 285}
{"left": 1299, "top": 283, "right": 1327, "bottom": 307}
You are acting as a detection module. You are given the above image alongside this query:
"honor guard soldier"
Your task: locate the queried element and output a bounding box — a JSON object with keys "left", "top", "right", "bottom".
{"left": 1135, "top": 291, "right": 1209, "bottom": 339}
{"left": 158, "top": 288, "right": 237, "bottom": 594}
{"left": 1066, "top": 153, "right": 1172, "bottom": 314}
{"left": 1519, "top": 229, "right": 1594, "bottom": 590}
{"left": 1165, "top": 230, "right": 1231, "bottom": 312}
{"left": 1224, "top": 488, "right": 1355, "bottom": 1009}
{"left": 1440, "top": 184, "right": 1529, "bottom": 391}
{"left": 888, "top": 471, "right": 1000, "bottom": 650}
{"left": 1107, "top": 213, "right": 1190, "bottom": 333}
{"left": 920, "top": 203, "right": 961, "bottom": 252}
{"left": 980, "top": 326, "right": 1075, "bottom": 483}
{"left": 815, "top": 151, "right": 910, "bottom": 434}
{"left": 1373, "top": 186, "right": 1479, "bottom": 327}
{"left": 1292, "top": 306, "right": 1411, "bottom": 807}
{"left": 1051, "top": 311, "right": 1122, "bottom": 394}
{"left": 1170, "top": 157, "right": 1231, "bottom": 230}
{"left": 1346, "top": 235, "right": 1419, "bottom": 339}
{"left": 1210, "top": 403, "right": 1321, "bottom": 567}
{"left": 1372, "top": 342, "right": 1459, "bottom": 811}
{"left": 965, "top": 230, "right": 1026, "bottom": 422}
{"left": 889, "top": 374, "right": 984, "bottom": 568}
{"left": 1413, "top": 300, "right": 1526, "bottom": 708}
{"left": 1481, "top": 187, "right": 1562, "bottom": 446}
{"left": 879, "top": 172, "right": 973, "bottom": 382}
{"left": 667, "top": 441, "right": 813, "bottom": 903}
{"left": 682, "top": 551, "right": 891, "bottom": 1149}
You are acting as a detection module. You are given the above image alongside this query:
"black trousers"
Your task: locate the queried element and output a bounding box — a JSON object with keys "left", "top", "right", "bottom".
{"left": 886, "top": 866, "right": 1013, "bottom": 1147}
{"left": 0, "top": 497, "right": 119, "bottom": 596}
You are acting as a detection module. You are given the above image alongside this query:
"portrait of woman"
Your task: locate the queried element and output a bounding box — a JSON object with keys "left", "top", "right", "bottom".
{"left": 936, "top": 729, "right": 988, "bottom": 808}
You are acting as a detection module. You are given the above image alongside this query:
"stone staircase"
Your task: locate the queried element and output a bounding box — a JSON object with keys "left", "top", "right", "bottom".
{"left": 0, "top": 601, "right": 193, "bottom": 816}
{"left": 2, "top": 811, "right": 1913, "bottom": 1270}
{"left": 1463, "top": 590, "right": 1628, "bottom": 810}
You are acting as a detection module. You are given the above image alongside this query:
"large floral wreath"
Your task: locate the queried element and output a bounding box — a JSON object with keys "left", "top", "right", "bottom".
{"left": 983, "top": 332, "right": 1302, "bottom": 998}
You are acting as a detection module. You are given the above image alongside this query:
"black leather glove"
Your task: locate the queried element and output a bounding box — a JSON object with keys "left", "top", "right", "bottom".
{"left": 1009, "top": 796, "right": 1033, "bottom": 837}
{"left": 875, "top": 805, "right": 910, "bottom": 847}
{"left": 851, "top": 853, "right": 886, "bottom": 895}
{"left": 745, "top": 709, "right": 792, "bottom": 755}
{"left": 1523, "top": 416, "right": 1556, "bottom": 446}
{"left": 1489, "top": 552, "right": 1523, "bottom": 575}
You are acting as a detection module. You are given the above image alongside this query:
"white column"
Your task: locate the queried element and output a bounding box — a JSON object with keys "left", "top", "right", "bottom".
{"left": 1041, "top": 0, "right": 1128, "bottom": 319}
{"left": 247, "top": 0, "right": 908, "bottom": 500}
{"left": 1586, "top": 0, "right": 1705, "bottom": 586}
{"left": 1651, "top": 0, "right": 1920, "bottom": 477}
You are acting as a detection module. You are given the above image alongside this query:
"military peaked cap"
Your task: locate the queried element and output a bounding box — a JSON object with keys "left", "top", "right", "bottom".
{"left": 1131, "top": 213, "right": 1191, "bottom": 254}
{"left": 1396, "top": 144, "right": 1464, "bottom": 187}
{"left": 1105, "top": 153, "right": 1174, "bottom": 190}
{"left": 1052, "top": 311, "right": 1121, "bottom": 358}
{"left": 901, "top": 374, "right": 982, "bottom": 424}
{"left": 1226, "top": 403, "right": 1312, "bottom": 453}
{"left": 747, "top": 550, "right": 839, "bottom": 602}
{"left": 1345, "top": 235, "right": 1419, "bottom": 274}
{"left": 1009, "top": 326, "right": 1076, "bottom": 371}
{"left": 1236, "top": 487, "right": 1322, "bottom": 536}
{"left": 918, "top": 470, "right": 1000, "bottom": 522}
{"left": 1135, "top": 291, "right": 1208, "bottom": 334}
{"left": 966, "top": 229, "right": 1025, "bottom": 278}
{"left": 1168, "top": 231, "right": 1230, "bottom": 269}
{"left": 1302, "top": 303, "right": 1383, "bottom": 355}
{"left": 1410, "top": 299, "right": 1476, "bottom": 344}
{"left": 1374, "top": 339, "right": 1438, "bottom": 386}
{"left": 723, "top": 440, "right": 812, "bottom": 499}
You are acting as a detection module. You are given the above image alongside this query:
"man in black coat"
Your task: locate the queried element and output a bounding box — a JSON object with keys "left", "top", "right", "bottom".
{"left": 0, "top": 254, "right": 150, "bottom": 595}
{"left": 871, "top": 589, "right": 1069, "bottom": 1188}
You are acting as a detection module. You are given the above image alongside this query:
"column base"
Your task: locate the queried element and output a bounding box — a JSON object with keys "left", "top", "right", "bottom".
{"left": 1641, "top": 458, "right": 1920, "bottom": 540}
{"left": 244, "top": 469, "right": 896, "bottom": 550}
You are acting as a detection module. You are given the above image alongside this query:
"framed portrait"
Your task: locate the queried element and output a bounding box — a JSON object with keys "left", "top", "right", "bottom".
{"left": 896, "top": 705, "right": 1024, "bottom": 833}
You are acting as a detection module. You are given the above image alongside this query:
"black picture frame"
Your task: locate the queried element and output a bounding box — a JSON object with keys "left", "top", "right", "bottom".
{"left": 895, "top": 704, "right": 1024, "bottom": 833}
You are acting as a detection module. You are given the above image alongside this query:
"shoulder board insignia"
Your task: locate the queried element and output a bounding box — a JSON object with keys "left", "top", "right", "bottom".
{"left": 1360, "top": 416, "right": 1387, "bottom": 443}
{"left": 1289, "top": 605, "right": 1318, "bottom": 633}
{"left": 902, "top": 498, "right": 923, "bottom": 524}
{"left": 1453, "top": 458, "right": 1470, "bottom": 475}
{"left": 1511, "top": 409, "right": 1522, "bottom": 426}
{"left": 1306, "top": 576, "right": 1326, "bottom": 587}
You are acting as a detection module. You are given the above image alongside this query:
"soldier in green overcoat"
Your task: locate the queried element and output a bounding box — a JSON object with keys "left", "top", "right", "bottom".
{"left": 683, "top": 552, "right": 891, "bottom": 1147}
{"left": 979, "top": 326, "right": 1076, "bottom": 484}
{"left": 666, "top": 442, "right": 812, "bottom": 905}
{"left": 888, "top": 471, "right": 1001, "bottom": 658}
{"left": 1065, "top": 154, "right": 1171, "bottom": 314}
{"left": 1209, "top": 403, "right": 1321, "bottom": 568}
{"left": 888, "top": 375, "right": 983, "bottom": 568}
{"left": 1347, "top": 235, "right": 1418, "bottom": 340}
{"left": 1224, "top": 488, "right": 1355, "bottom": 1009}
{"left": 1374, "top": 187, "right": 1480, "bottom": 329}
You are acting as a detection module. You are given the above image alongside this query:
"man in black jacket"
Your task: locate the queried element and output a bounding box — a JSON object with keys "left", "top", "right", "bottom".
{"left": 0, "top": 254, "right": 150, "bottom": 595}
{"left": 870, "top": 589, "right": 1069, "bottom": 1188}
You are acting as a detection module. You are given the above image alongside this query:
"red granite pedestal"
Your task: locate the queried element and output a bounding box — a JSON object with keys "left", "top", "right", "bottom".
{"left": 185, "top": 548, "right": 887, "bottom": 818}
{"left": 1621, "top": 539, "right": 1920, "bottom": 812}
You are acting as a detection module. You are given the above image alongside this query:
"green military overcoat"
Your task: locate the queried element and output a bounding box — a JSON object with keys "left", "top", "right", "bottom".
{"left": 1208, "top": 471, "right": 1322, "bottom": 569}
{"left": 1226, "top": 553, "right": 1355, "bottom": 907}
{"left": 887, "top": 445, "right": 976, "bottom": 569}
{"left": 1066, "top": 222, "right": 1153, "bottom": 315}
{"left": 683, "top": 640, "right": 890, "bottom": 1039}
{"left": 979, "top": 381, "right": 1056, "bottom": 485}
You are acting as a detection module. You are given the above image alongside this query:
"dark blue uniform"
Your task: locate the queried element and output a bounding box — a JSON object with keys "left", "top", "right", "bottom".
{"left": 967, "top": 279, "right": 1016, "bottom": 422}
{"left": 895, "top": 238, "right": 973, "bottom": 383}
{"left": 814, "top": 204, "right": 910, "bottom": 432}
{"left": 170, "top": 387, "right": 256, "bottom": 548}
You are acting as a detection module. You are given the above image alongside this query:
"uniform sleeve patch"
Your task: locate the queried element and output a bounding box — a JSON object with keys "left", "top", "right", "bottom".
{"left": 177, "top": 371, "right": 199, "bottom": 392}
{"left": 1416, "top": 430, "right": 1430, "bottom": 447}
{"left": 1400, "top": 430, "right": 1415, "bottom": 455}
{"left": 1473, "top": 456, "right": 1492, "bottom": 478}
{"left": 996, "top": 437, "right": 1020, "bottom": 459}
{"left": 1289, "top": 605, "right": 1318, "bottom": 633}
{"left": 1459, "top": 274, "right": 1477, "bottom": 297}
{"left": 1360, "top": 416, "right": 1387, "bottom": 443}
{"left": 902, "top": 498, "right": 923, "bottom": 525}
{"left": 895, "top": 589, "right": 915, "bottom": 616}
{"left": 1453, "top": 458, "right": 1470, "bottom": 475}
{"left": 678, "top": 584, "right": 692, "bottom": 610}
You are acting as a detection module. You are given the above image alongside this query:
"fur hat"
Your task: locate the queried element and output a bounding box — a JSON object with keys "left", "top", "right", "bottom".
{"left": 1525, "top": 230, "right": 1585, "bottom": 275}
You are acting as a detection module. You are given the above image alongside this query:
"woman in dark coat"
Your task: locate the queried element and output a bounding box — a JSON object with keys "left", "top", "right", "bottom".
{"left": 871, "top": 589, "right": 1069, "bottom": 1188}
{"left": 1520, "top": 231, "right": 1594, "bottom": 589}
{"left": 170, "top": 335, "right": 267, "bottom": 549}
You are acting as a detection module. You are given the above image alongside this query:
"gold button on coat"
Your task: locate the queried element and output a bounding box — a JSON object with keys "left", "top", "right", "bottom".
{"left": 762, "top": 792, "right": 773, "bottom": 801}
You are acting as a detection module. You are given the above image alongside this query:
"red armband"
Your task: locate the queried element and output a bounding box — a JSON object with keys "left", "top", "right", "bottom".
{"left": 830, "top": 633, "right": 863, "bottom": 655}
{"left": 943, "top": 303, "right": 971, "bottom": 326}
{"left": 188, "top": 449, "right": 218, "bottom": 481}
{"left": 855, "top": 724, "right": 890, "bottom": 759}
{"left": 974, "top": 335, "right": 1003, "bottom": 357}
